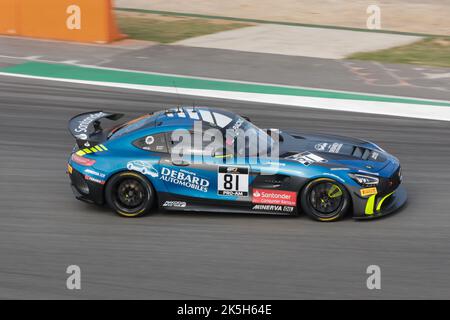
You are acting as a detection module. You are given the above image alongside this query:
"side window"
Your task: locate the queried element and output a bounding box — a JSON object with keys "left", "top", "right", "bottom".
{"left": 133, "top": 133, "right": 168, "bottom": 153}
{"left": 166, "top": 129, "right": 222, "bottom": 156}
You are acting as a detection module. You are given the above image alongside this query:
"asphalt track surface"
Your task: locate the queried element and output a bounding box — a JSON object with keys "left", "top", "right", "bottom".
{"left": 2, "top": 37, "right": 450, "bottom": 101}
{"left": 1, "top": 75, "right": 450, "bottom": 299}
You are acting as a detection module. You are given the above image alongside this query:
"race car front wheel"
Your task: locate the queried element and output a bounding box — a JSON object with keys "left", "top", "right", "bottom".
{"left": 300, "top": 178, "right": 350, "bottom": 222}
{"left": 105, "top": 172, "right": 155, "bottom": 218}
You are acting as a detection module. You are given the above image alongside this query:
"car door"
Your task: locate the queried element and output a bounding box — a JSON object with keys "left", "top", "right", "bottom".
{"left": 158, "top": 130, "right": 218, "bottom": 201}
{"left": 159, "top": 130, "right": 252, "bottom": 207}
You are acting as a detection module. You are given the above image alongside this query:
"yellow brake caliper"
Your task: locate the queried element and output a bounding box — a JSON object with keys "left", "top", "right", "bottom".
{"left": 328, "top": 185, "right": 343, "bottom": 199}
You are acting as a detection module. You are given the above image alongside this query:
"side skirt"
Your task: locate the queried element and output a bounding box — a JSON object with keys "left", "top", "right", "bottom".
{"left": 157, "top": 192, "right": 298, "bottom": 216}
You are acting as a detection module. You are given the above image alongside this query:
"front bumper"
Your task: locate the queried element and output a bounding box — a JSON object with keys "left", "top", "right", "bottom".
{"left": 353, "top": 185, "right": 407, "bottom": 220}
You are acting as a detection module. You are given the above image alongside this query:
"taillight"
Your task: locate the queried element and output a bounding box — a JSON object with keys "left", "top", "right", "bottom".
{"left": 71, "top": 153, "right": 96, "bottom": 166}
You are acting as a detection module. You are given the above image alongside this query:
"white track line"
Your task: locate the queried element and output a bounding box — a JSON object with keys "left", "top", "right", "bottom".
{"left": 0, "top": 72, "right": 449, "bottom": 121}
{"left": 1, "top": 54, "right": 449, "bottom": 105}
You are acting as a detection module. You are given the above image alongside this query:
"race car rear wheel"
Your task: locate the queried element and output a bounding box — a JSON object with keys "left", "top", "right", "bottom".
{"left": 300, "top": 178, "right": 350, "bottom": 222}
{"left": 105, "top": 172, "right": 155, "bottom": 218}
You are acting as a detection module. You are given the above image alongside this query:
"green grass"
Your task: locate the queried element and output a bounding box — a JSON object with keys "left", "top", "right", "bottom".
{"left": 348, "top": 37, "right": 450, "bottom": 68}
{"left": 116, "top": 8, "right": 444, "bottom": 38}
{"left": 116, "top": 12, "right": 250, "bottom": 44}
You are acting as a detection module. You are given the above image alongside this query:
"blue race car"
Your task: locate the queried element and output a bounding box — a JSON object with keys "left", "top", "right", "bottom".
{"left": 67, "top": 107, "right": 406, "bottom": 221}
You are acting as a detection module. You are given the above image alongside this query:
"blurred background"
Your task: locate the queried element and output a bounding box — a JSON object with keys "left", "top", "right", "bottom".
{"left": 0, "top": 0, "right": 449, "bottom": 299}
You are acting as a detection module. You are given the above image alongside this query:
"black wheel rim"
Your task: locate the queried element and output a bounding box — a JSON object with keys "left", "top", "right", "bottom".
{"left": 114, "top": 179, "right": 146, "bottom": 211}
{"left": 309, "top": 182, "right": 344, "bottom": 218}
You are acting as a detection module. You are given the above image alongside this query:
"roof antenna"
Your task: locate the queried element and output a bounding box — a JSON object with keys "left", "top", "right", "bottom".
{"left": 172, "top": 80, "right": 183, "bottom": 112}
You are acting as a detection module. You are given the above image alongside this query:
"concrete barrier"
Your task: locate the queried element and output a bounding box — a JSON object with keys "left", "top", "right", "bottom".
{"left": 0, "top": 0, "right": 124, "bottom": 43}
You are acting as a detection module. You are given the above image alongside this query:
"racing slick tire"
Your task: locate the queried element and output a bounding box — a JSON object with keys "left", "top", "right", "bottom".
{"left": 300, "top": 178, "right": 350, "bottom": 222}
{"left": 105, "top": 171, "right": 155, "bottom": 218}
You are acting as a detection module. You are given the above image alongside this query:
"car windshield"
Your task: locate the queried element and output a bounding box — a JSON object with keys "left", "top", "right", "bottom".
{"left": 224, "top": 116, "right": 274, "bottom": 157}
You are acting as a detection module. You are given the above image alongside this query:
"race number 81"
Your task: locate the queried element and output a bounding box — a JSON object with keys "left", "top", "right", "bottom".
{"left": 218, "top": 166, "right": 249, "bottom": 196}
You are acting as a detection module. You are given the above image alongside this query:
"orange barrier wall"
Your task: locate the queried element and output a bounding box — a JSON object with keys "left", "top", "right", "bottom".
{"left": 0, "top": 0, "right": 19, "bottom": 35}
{"left": 0, "top": 0, "right": 124, "bottom": 43}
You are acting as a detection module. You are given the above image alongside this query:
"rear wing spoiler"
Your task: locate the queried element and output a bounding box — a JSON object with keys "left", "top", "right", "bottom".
{"left": 68, "top": 111, "right": 124, "bottom": 148}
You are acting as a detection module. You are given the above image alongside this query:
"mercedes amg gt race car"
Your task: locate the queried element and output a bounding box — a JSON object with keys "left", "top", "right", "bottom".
{"left": 67, "top": 107, "right": 406, "bottom": 221}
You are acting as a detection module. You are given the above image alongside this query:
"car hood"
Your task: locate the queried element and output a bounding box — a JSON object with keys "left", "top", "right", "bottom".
{"left": 277, "top": 130, "right": 396, "bottom": 173}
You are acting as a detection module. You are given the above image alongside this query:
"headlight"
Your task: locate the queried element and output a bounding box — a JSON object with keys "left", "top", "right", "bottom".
{"left": 349, "top": 173, "right": 379, "bottom": 186}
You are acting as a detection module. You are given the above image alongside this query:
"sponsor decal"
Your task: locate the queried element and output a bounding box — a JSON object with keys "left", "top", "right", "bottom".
{"left": 75, "top": 144, "right": 108, "bottom": 157}
{"left": 84, "top": 169, "right": 105, "bottom": 178}
{"left": 217, "top": 166, "right": 249, "bottom": 196}
{"left": 252, "top": 204, "right": 294, "bottom": 213}
{"left": 231, "top": 118, "right": 244, "bottom": 136}
{"left": 370, "top": 151, "right": 379, "bottom": 160}
{"left": 315, "top": 142, "right": 328, "bottom": 151}
{"left": 262, "top": 179, "right": 283, "bottom": 184}
{"left": 145, "top": 135, "right": 155, "bottom": 145}
{"left": 315, "top": 142, "right": 343, "bottom": 153}
{"left": 226, "top": 167, "right": 239, "bottom": 173}
{"left": 84, "top": 175, "right": 105, "bottom": 185}
{"left": 162, "top": 201, "right": 187, "bottom": 208}
{"left": 329, "top": 143, "right": 343, "bottom": 153}
{"left": 127, "top": 161, "right": 159, "bottom": 178}
{"left": 224, "top": 118, "right": 245, "bottom": 146}
{"left": 160, "top": 167, "right": 209, "bottom": 193}
{"left": 136, "top": 133, "right": 168, "bottom": 153}
{"left": 360, "top": 187, "right": 378, "bottom": 197}
{"left": 331, "top": 167, "right": 350, "bottom": 171}
{"left": 286, "top": 152, "right": 327, "bottom": 166}
{"left": 74, "top": 112, "right": 107, "bottom": 134}
{"left": 67, "top": 164, "right": 73, "bottom": 174}
{"left": 252, "top": 189, "right": 297, "bottom": 206}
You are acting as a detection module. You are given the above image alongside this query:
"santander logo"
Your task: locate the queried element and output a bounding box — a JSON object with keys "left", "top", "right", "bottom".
{"left": 252, "top": 189, "right": 297, "bottom": 206}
